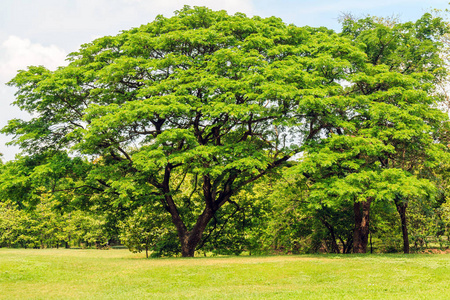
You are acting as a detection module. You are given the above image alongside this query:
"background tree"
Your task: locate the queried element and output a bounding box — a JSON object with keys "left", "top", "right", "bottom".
{"left": 342, "top": 13, "right": 449, "bottom": 253}
{"left": 296, "top": 13, "right": 449, "bottom": 254}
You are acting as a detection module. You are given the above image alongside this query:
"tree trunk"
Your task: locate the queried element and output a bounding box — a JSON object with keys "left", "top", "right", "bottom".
{"left": 396, "top": 201, "right": 409, "bottom": 254}
{"left": 342, "top": 234, "right": 353, "bottom": 254}
{"left": 178, "top": 208, "right": 215, "bottom": 257}
{"left": 162, "top": 165, "right": 234, "bottom": 257}
{"left": 320, "top": 217, "right": 340, "bottom": 253}
{"left": 180, "top": 238, "right": 197, "bottom": 257}
{"left": 166, "top": 200, "right": 217, "bottom": 257}
{"left": 353, "top": 198, "right": 372, "bottom": 253}
{"left": 179, "top": 228, "right": 207, "bottom": 257}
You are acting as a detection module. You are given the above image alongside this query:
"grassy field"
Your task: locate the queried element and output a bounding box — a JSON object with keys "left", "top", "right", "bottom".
{"left": 1, "top": 249, "right": 450, "bottom": 299}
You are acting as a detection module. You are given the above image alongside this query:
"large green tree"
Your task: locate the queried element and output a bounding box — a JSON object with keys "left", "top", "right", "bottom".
{"left": 3, "top": 6, "right": 365, "bottom": 256}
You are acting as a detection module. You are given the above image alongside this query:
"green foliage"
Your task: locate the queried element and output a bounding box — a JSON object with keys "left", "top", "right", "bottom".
{"left": 118, "top": 205, "right": 173, "bottom": 258}
{"left": 0, "top": 196, "right": 110, "bottom": 249}
{"left": 198, "top": 182, "right": 275, "bottom": 256}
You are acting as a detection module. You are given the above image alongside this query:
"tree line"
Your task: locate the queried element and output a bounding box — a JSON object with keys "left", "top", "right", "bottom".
{"left": 0, "top": 6, "right": 449, "bottom": 257}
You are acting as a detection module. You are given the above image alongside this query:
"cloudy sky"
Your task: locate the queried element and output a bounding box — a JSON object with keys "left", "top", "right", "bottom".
{"left": 0, "top": 0, "right": 448, "bottom": 161}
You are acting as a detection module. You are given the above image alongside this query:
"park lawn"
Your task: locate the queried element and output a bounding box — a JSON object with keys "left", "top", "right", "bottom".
{"left": 0, "top": 249, "right": 449, "bottom": 299}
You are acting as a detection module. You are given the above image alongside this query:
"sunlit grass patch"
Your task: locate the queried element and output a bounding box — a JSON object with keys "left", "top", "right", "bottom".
{"left": 1, "top": 249, "right": 450, "bottom": 299}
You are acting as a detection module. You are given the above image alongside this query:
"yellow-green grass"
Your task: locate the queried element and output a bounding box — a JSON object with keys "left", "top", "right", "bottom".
{"left": 1, "top": 249, "right": 450, "bottom": 299}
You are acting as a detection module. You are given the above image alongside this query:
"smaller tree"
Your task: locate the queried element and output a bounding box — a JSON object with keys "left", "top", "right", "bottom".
{"left": 337, "top": 13, "right": 450, "bottom": 253}
{"left": 119, "top": 205, "right": 171, "bottom": 258}
{"left": 0, "top": 201, "right": 27, "bottom": 248}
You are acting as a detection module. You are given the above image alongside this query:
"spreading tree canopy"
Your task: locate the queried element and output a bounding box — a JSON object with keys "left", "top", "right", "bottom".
{"left": 3, "top": 6, "right": 367, "bottom": 256}
{"left": 4, "top": 7, "right": 448, "bottom": 257}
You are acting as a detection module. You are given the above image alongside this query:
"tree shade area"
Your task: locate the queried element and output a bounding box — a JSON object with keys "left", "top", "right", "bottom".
{"left": 1, "top": 6, "right": 450, "bottom": 257}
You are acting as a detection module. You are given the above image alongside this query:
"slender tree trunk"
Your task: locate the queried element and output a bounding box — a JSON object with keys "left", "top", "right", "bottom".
{"left": 353, "top": 198, "right": 372, "bottom": 253}
{"left": 395, "top": 201, "right": 409, "bottom": 254}
{"left": 320, "top": 217, "right": 340, "bottom": 253}
{"left": 345, "top": 235, "right": 353, "bottom": 254}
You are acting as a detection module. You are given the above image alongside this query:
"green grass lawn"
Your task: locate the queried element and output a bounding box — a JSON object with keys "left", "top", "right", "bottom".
{"left": 1, "top": 249, "right": 450, "bottom": 299}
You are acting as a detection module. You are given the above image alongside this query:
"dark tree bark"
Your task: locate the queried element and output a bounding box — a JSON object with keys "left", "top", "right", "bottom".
{"left": 353, "top": 198, "right": 372, "bottom": 253}
{"left": 161, "top": 153, "right": 290, "bottom": 257}
{"left": 179, "top": 208, "right": 215, "bottom": 257}
{"left": 320, "top": 217, "right": 340, "bottom": 253}
{"left": 395, "top": 201, "right": 409, "bottom": 254}
{"left": 341, "top": 234, "right": 353, "bottom": 254}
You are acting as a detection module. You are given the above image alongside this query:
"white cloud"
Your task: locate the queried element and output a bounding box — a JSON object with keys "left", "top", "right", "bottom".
{"left": 0, "top": 1, "right": 254, "bottom": 52}
{"left": 0, "top": 36, "right": 67, "bottom": 83}
{"left": 0, "top": 36, "right": 67, "bottom": 161}
{"left": 16, "top": 0, "right": 254, "bottom": 35}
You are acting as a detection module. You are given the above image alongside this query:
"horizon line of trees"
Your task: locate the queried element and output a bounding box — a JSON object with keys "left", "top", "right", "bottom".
{"left": 2, "top": 172, "right": 450, "bottom": 256}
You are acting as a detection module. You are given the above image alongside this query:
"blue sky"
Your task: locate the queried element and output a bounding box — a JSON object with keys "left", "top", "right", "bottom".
{"left": 0, "top": 0, "right": 448, "bottom": 160}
